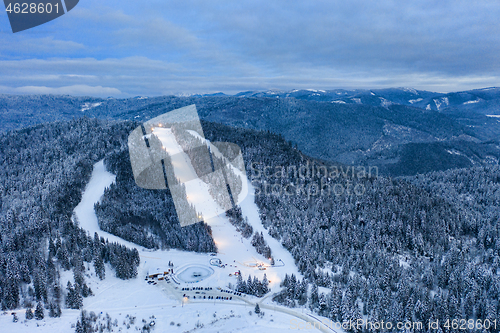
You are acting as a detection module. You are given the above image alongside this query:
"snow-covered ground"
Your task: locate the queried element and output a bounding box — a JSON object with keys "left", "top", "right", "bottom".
{"left": 408, "top": 98, "right": 423, "bottom": 104}
{"left": 73, "top": 160, "right": 143, "bottom": 250}
{"left": 2, "top": 131, "right": 330, "bottom": 332}
{"left": 463, "top": 99, "right": 480, "bottom": 104}
{"left": 80, "top": 102, "right": 102, "bottom": 112}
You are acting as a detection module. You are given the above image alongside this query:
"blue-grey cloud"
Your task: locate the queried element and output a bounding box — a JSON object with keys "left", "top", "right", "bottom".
{"left": 1, "top": 0, "right": 499, "bottom": 95}
{"left": 0, "top": 84, "right": 121, "bottom": 96}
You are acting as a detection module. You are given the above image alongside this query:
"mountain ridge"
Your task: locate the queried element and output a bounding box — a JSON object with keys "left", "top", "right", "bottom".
{"left": 1, "top": 89, "right": 499, "bottom": 176}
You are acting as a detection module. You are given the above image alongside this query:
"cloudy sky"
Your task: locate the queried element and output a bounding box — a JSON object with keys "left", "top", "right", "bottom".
{"left": 1, "top": 0, "right": 499, "bottom": 97}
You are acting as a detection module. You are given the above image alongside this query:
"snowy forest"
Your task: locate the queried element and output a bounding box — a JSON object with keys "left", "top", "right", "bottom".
{"left": 0, "top": 119, "right": 141, "bottom": 315}
{"left": 1, "top": 117, "right": 499, "bottom": 332}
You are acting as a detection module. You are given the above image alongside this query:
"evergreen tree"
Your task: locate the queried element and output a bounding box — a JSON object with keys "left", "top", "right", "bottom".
{"left": 93, "top": 233, "right": 105, "bottom": 280}
{"left": 34, "top": 301, "right": 44, "bottom": 320}
{"left": 310, "top": 283, "right": 319, "bottom": 310}
{"left": 75, "top": 310, "right": 93, "bottom": 333}
{"left": 49, "top": 302, "right": 62, "bottom": 318}
{"left": 262, "top": 274, "right": 269, "bottom": 295}
{"left": 247, "top": 276, "right": 254, "bottom": 295}
{"left": 341, "top": 289, "right": 354, "bottom": 324}
{"left": 25, "top": 307, "right": 34, "bottom": 320}
{"left": 236, "top": 273, "right": 246, "bottom": 293}
{"left": 329, "top": 284, "right": 342, "bottom": 321}
{"left": 297, "top": 279, "right": 308, "bottom": 306}
{"left": 66, "top": 282, "right": 83, "bottom": 309}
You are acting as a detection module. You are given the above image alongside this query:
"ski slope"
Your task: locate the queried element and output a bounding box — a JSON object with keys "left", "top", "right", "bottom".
{"left": 2, "top": 130, "right": 327, "bottom": 332}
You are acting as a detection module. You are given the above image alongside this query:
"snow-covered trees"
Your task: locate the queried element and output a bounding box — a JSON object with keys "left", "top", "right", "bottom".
{"left": 94, "top": 148, "right": 217, "bottom": 252}
{"left": 25, "top": 306, "right": 34, "bottom": 320}
{"left": 272, "top": 274, "right": 307, "bottom": 308}
{"left": 251, "top": 232, "right": 272, "bottom": 259}
{"left": 1, "top": 110, "right": 500, "bottom": 331}
{"left": 34, "top": 301, "right": 44, "bottom": 320}
{"left": 66, "top": 281, "right": 83, "bottom": 310}
{"left": 0, "top": 118, "right": 143, "bottom": 313}
{"left": 249, "top": 130, "right": 500, "bottom": 328}
{"left": 226, "top": 206, "right": 253, "bottom": 238}
{"left": 235, "top": 274, "right": 269, "bottom": 297}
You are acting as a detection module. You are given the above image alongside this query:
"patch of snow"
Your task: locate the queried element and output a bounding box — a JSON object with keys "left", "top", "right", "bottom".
{"left": 409, "top": 98, "right": 423, "bottom": 104}
{"left": 402, "top": 87, "right": 418, "bottom": 94}
{"left": 370, "top": 92, "right": 375, "bottom": 96}
{"left": 446, "top": 149, "right": 463, "bottom": 156}
{"left": 486, "top": 115, "right": 500, "bottom": 118}
{"left": 426, "top": 104, "right": 431, "bottom": 110}
{"left": 433, "top": 99, "right": 442, "bottom": 110}
{"left": 398, "top": 256, "right": 411, "bottom": 269}
{"left": 306, "top": 89, "right": 318, "bottom": 92}
{"left": 351, "top": 98, "right": 362, "bottom": 104}
{"left": 379, "top": 97, "right": 393, "bottom": 107}
{"left": 239, "top": 178, "right": 302, "bottom": 281}
{"left": 331, "top": 100, "right": 346, "bottom": 104}
{"left": 463, "top": 99, "right": 481, "bottom": 105}
{"left": 80, "top": 102, "right": 102, "bottom": 112}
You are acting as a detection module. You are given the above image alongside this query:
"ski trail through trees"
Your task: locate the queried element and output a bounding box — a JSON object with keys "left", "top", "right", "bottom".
{"left": 73, "top": 160, "right": 145, "bottom": 250}
{"left": 75, "top": 132, "right": 301, "bottom": 289}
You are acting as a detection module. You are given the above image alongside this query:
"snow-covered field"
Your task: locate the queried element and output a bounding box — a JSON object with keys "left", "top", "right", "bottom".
{"left": 2, "top": 130, "right": 330, "bottom": 332}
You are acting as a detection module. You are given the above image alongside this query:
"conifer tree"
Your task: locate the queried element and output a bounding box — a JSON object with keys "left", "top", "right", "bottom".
{"left": 34, "top": 301, "right": 44, "bottom": 320}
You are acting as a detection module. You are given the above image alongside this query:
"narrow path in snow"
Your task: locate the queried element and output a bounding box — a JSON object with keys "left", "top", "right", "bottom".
{"left": 73, "top": 160, "right": 144, "bottom": 250}
{"left": 239, "top": 179, "right": 302, "bottom": 279}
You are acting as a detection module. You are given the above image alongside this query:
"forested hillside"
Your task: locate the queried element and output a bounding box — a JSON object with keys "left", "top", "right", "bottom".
{"left": 95, "top": 149, "right": 216, "bottom": 252}
{"left": 0, "top": 119, "right": 142, "bottom": 312}
{"left": 252, "top": 160, "right": 500, "bottom": 330}
{"left": 1, "top": 117, "right": 499, "bottom": 332}
{"left": 2, "top": 94, "right": 499, "bottom": 177}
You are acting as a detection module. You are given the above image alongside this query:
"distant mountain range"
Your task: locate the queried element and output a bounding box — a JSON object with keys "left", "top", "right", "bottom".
{"left": 212, "top": 87, "right": 500, "bottom": 124}
{"left": 192, "top": 86, "right": 500, "bottom": 114}
{"left": 1, "top": 87, "right": 499, "bottom": 176}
